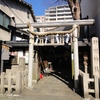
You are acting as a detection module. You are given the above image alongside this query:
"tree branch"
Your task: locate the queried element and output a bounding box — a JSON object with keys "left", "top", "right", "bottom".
{"left": 66, "top": 0, "right": 81, "bottom": 20}
{"left": 67, "top": 0, "right": 74, "bottom": 8}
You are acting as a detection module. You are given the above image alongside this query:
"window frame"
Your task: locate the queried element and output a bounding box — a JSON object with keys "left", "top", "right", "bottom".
{"left": 0, "top": 10, "right": 11, "bottom": 31}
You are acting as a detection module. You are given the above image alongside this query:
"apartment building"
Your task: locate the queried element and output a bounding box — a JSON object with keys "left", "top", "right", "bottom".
{"left": 45, "top": 4, "right": 73, "bottom": 22}
{"left": 36, "top": 4, "right": 73, "bottom": 31}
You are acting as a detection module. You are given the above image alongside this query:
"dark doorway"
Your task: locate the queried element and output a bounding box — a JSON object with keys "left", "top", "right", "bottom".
{"left": 38, "top": 45, "right": 73, "bottom": 89}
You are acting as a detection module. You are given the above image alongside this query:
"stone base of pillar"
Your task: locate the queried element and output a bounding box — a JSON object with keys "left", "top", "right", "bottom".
{"left": 32, "top": 80, "right": 38, "bottom": 83}
{"left": 26, "top": 86, "right": 34, "bottom": 90}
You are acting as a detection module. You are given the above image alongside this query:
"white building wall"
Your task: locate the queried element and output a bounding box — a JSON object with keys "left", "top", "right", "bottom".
{"left": 0, "top": 29, "right": 10, "bottom": 41}
{"left": 0, "top": 0, "right": 33, "bottom": 23}
{"left": 0, "top": 0, "right": 36, "bottom": 65}
{"left": 81, "top": 0, "right": 100, "bottom": 38}
{"left": 0, "top": 0, "right": 35, "bottom": 41}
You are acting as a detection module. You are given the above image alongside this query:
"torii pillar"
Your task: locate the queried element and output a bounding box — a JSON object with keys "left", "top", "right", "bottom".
{"left": 28, "top": 26, "right": 34, "bottom": 88}
{"left": 73, "top": 24, "right": 79, "bottom": 91}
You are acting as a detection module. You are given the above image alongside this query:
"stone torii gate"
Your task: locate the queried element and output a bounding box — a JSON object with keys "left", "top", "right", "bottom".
{"left": 15, "top": 19, "right": 95, "bottom": 91}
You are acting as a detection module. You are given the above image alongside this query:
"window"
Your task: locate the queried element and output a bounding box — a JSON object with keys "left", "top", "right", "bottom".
{"left": 0, "top": 11, "right": 11, "bottom": 29}
{"left": 0, "top": 11, "right": 4, "bottom": 26}
{"left": 5, "top": 16, "right": 10, "bottom": 28}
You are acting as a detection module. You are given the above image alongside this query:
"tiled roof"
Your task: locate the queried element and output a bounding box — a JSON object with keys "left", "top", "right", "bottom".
{"left": 16, "top": 0, "right": 32, "bottom": 8}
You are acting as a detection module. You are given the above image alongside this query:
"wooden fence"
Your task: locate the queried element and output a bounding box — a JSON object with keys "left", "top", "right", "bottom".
{"left": 79, "top": 70, "right": 99, "bottom": 99}
{"left": 0, "top": 70, "right": 28, "bottom": 95}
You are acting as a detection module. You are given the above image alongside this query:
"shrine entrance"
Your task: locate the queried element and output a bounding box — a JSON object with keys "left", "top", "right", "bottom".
{"left": 15, "top": 19, "right": 95, "bottom": 92}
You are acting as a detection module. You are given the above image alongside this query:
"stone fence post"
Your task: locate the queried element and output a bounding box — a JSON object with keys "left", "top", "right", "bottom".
{"left": 19, "top": 57, "right": 25, "bottom": 71}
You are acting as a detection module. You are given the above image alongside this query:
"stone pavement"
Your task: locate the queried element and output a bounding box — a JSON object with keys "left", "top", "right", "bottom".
{"left": 0, "top": 73, "right": 94, "bottom": 100}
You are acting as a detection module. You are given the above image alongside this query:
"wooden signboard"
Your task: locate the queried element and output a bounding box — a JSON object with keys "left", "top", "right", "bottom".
{"left": 1, "top": 44, "right": 9, "bottom": 60}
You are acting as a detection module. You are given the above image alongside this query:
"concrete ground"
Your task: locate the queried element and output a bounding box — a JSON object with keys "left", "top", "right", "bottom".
{"left": 0, "top": 72, "right": 95, "bottom": 100}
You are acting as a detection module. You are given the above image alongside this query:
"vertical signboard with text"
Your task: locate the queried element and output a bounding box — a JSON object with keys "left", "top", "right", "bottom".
{"left": 91, "top": 37, "right": 99, "bottom": 77}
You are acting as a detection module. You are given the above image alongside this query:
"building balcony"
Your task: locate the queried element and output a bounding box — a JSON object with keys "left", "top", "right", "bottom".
{"left": 56, "top": 12, "right": 72, "bottom": 15}
{"left": 56, "top": 16, "right": 73, "bottom": 19}
{"left": 45, "top": 16, "right": 56, "bottom": 19}
{"left": 57, "top": 8, "right": 70, "bottom": 11}
{"left": 45, "top": 13, "right": 56, "bottom": 16}
{"left": 45, "top": 15, "right": 73, "bottom": 20}
{"left": 45, "top": 12, "right": 72, "bottom": 17}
